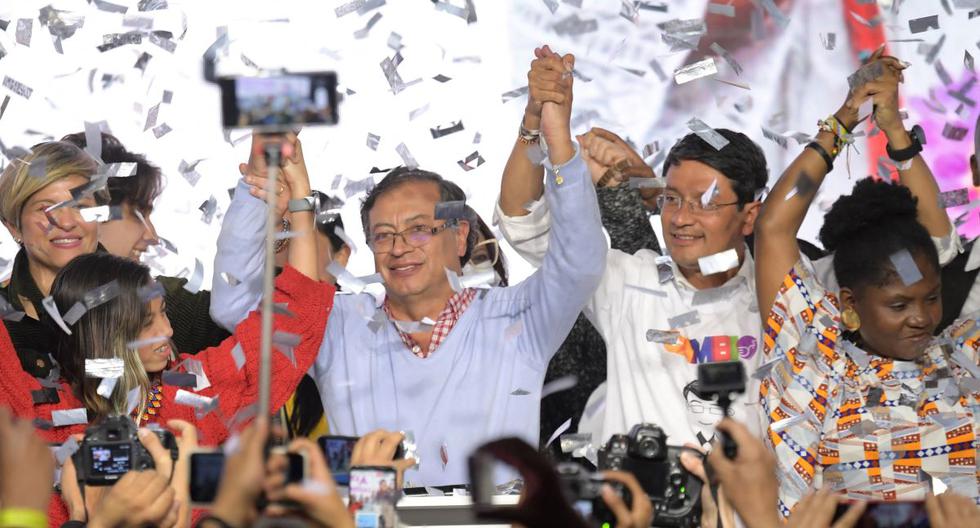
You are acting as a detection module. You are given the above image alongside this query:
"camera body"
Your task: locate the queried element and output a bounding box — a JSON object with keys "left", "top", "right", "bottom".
{"left": 598, "top": 424, "right": 701, "bottom": 528}
{"left": 556, "top": 462, "right": 629, "bottom": 527}
{"left": 73, "top": 415, "right": 178, "bottom": 486}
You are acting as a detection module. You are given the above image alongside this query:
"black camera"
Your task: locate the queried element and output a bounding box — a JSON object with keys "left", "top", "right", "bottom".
{"left": 598, "top": 424, "right": 701, "bottom": 528}
{"left": 72, "top": 415, "right": 178, "bottom": 486}
{"left": 556, "top": 462, "right": 631, "bottom": 527}
{"left": 696, "top": 361, "right": 746, "bottom": 459}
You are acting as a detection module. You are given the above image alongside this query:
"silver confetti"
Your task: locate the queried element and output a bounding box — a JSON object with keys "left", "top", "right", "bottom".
{"left": 541, "top": 0, "right": 560, "bottom": 14}
{"left": 335, "top": 0, "right": 366, "bottom": 17}
{"left": 710, "top": 42, "right": 743, "bottom": 76}
{"left": 942, "top": 123, "right": 968, "bottom": 141}
{"left": 674, "top": 58, "right": 718, "bottom": 85}
{"left": 15, "top": 19, "right": 32, "bottom": 47}
{"left": 431, "top": 121, "right": 465, "bottom": 139}
{"left": 396, "top": 142, "right": 419, "bottom": 169}
{"left": 54, "top": 437, "right": 80, "bottom": 465}
{"left": 367, "top": 133, "right": 380, "bottom": 150}
{"left": 434, "top": 200, "right": 467, "bottom": 220}
{"left": 354, "top": 12, "right": 382, "bottom": 39}
{"left": 909, "top": 15, "right": 940, "bottom": 34}
{"left": 553, "top": 14, "right": 597, "bottom": 36}
{"left": 52, "top": 408, "right": 88, "bottom": 427}
{"left": 85, "top": 358, "right": 125, "bottom": 378}
{"left": 698, "top": 248, "right": 739, "bottom": 275}
{"left": 137, "top": 281, "right": 166, "bottom": 302}
{"left": 179, "top": 258, "right": 205, "bottom": 294}
{"left": 42, "top": 296, "right": 72, "bottom": 335}
{"left": 541, "top": 375, "right": 577, "bottom": 398}
{"left": 126, "top": 335, "right": 169, "bottom": 350}
{"left": 457, "top": 151, "right": 485, "bottom": 171}
{"left": 707, "top": 2, "right": 735, "bottom": 16}
{"left": 759, "top": 0, "right": 790, "bottom": 28}
{"left": 501, "top": 86, "right": 529, "bottom": 103}
{"left": 668, "top": 310, "right": 701, "bottom": 329}
{"left": 545, "top": 418, "right": 572, "bottom": 448}
{"left": 628, "top": 177, "right": 665, "bottom": 189}
{"left": 820, "top": 32, "right": 837, "bottom": 50}
{"left": 646, "top": 329, "right": 681, "bottom": 345}
{"left": 231, "top": 343, "right": 245, "bottom": 370}
{"left": 79, "top": 205, "right": 123, "bottom": 223}
{"left": 103, "top": 162, "right": 137, "bottom": 178}
{"left": 687, "top": 117, "right": 730, "bottom": 150}
{"left": 152, "top": 123, "right": 172, "bottom": 139}
{"left": 2, "top": 76, "right": 33, "bottom": 99}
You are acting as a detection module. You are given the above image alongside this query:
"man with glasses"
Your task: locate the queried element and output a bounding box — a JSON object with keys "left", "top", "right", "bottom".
{"left": 497, "top": 125, "right": 771, "bottom": 450}
{"left": 209, "top": 69, "right": 606, "bottom": 486}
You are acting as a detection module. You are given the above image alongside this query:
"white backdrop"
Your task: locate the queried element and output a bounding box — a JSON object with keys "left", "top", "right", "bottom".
{"left": 0, "top": 0, "right": 978, "bottom": 288}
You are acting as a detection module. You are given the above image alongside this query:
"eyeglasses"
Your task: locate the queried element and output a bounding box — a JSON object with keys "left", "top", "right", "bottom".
{"left": 368, "top": 219, "right": 459, "bottom": 254}
{"left": 655, "top": 192, "right": 740, "bottom": 215}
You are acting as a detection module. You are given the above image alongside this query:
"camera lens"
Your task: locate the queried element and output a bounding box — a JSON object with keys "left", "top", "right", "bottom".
{"left": 637, "top": 436, "right": 661, "bottom": 459}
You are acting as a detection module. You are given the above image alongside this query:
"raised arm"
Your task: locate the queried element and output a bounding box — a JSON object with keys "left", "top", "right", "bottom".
{"left": 210, "top": 134, "right": 312, "bottom": 330}
{"left": 755, "top": 50, "right": 905, "bottom": 318}
{"left": 498, "top": 46, "right": 567, "bottom": 217}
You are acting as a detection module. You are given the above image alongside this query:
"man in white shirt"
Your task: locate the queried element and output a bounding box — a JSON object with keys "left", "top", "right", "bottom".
{"left": 498, "top": 121, "right": 771, "bottom": 450}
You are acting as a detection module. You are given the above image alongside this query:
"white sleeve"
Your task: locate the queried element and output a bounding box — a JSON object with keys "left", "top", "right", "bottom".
{"left": 493, "top": 198, "right": 552, "bottom": 269}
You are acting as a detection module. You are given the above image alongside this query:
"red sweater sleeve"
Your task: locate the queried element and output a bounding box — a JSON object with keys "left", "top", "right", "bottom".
{"left": 0, "top": 323, "right": 36, "bottom": 419}
{"left": 173, "top": 265, "right": 333, "bottom": 440}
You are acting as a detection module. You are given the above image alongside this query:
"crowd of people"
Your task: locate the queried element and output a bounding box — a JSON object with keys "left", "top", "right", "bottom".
{"left": 1, "top": 41, "right": 979, "bottom": 528}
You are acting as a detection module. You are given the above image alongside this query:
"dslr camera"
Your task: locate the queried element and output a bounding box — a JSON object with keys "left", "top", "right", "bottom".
{"left": 598, "top": 424, "right": 701, "bottom": 528}
{"left": 72, "top": 415, "right": 178, "bottom": 486}
{"left": 556, "top": 462, "right": 631, "bottom": 527}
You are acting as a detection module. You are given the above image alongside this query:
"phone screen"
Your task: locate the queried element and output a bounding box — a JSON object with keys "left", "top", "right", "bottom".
{"left": 834, "top": 501, "right": 929, "bottom": 528}
{"left": 317, "top": 436, "right": 357, "bottom": 486}
{"left": 219, "top": 73, "right": 338, "bottom": 130}
{"left": 349, "top": 466, "right": 398, "bottom": 528}
{"left": 190, "top": 452, "right": 225, "bottom": 504}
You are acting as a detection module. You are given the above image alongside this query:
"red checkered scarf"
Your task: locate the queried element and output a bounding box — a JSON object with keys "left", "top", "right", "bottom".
{"left": 382, "top": 288, "right": 477, "bottom": 358}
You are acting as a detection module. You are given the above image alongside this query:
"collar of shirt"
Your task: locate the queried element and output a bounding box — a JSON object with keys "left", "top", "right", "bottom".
{"left": 382, "top": 288, "right": 477, "bottom": 358}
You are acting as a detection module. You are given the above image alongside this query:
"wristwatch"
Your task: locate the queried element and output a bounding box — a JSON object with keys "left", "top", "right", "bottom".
{"left": 288, "top": 195, "right": 317, "bottom": 213}
{"left": 886, "top": 124, "right": 925, "bottom": 162}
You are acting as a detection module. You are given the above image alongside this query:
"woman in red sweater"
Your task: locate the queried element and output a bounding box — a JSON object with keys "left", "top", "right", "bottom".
{"left": 0, "top": 146, "right": 332, "bottom": 526}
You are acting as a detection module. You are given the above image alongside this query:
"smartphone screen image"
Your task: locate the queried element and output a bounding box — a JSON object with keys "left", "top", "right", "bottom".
{"left": 349, "top": 466, "right": 398, "bottom": 528}
{"left": 834, "top": 501, "right": 929, "bottom": 528}
{"left": 189, "top": 452, "right": 225, "bottom": 504}
{"left": 317, "top": 436, "right": 357, "bottom": 486}
{"left": 219, "top": 73, "right": 338, "bottom": 130}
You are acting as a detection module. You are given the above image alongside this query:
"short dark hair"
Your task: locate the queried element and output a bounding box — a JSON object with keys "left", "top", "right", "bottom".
{"left": 819, "top": 178, "right": 939, "bottom": 290}
{"left": 359, "top": 167, "right": 474, "bottom": 264}
{"left": 61, "top": 131, "right": 163, "bottom": 213}
{"left": 662, "top": 129, "right": 768, "bottom": 207}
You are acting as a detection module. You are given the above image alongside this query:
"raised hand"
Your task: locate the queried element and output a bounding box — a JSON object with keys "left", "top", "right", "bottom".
{"left": 350, "top": 430, "right": 418, "bottom": 489}
{"left": 535, "top": 45, "right": 576, "bottom": 166}
{"left": 837, "top": 47, "right": 908, "bottom": 132}
{"left": 526, "top": 45, "right": 572, "bottom": 131}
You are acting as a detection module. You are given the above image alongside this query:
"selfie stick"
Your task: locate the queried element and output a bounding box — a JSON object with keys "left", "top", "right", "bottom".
{"left": 257, "top": 142, "right": 282, "bottom": 421}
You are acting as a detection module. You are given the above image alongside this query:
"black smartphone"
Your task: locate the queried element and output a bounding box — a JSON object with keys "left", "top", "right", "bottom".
{"left": 190, "top": 450, "right": 306, "bottom": 504}
{"left": 348, "top": 466, "right": 398, "bottom": 528}
{"left": 219, "top": 72, "right": 338, "bottom": 131}
{"left": 317, "top": 435, "right": 358, "bottom": 486}
{"left": 834, "top": 500, "right": 929, "bottom": 527}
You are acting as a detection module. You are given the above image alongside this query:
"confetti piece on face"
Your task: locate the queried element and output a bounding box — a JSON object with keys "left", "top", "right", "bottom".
{"left": 701, "top": 178, "right": 719, "bottom": 207}
{"left": 79, "top": 205, "right": 123, "bottom": 223}
{"left": 889, "top": 249, "right": 923, "bottom": 286}
{"left": 127, "top": 335, "right": 169, "bottom": 350}
{"left": 698, "top": 248, "right": 739, "bottom": 275}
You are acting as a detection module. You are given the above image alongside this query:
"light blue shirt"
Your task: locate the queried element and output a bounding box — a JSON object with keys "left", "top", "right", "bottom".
{"left": 210, "top": 151, "right": 605, "bottom": 485}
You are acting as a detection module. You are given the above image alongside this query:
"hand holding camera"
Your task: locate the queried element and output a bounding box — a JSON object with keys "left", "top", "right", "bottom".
{"left": 350, "top": 429, "right": 418, "bottom": 489}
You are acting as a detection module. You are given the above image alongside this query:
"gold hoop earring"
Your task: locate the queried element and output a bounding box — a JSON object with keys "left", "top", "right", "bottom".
{"left": 842, "top": 307, "right": 861, "bottom": 332}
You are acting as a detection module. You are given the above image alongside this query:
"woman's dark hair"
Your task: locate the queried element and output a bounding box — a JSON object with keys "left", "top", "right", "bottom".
{"left": 819, "top": 178, "right": 939, "bottom": 290}
{"left": 662, "top": 129, "right": 768, "bottom": 207}
{"left": 61, "top": 131, "right": 163, "bottom": 214}
{"left": 359, "top": 167, "right": 475, "bottom": 263}
{"left": 48, "top": 253, "right": 156, "bottom": 420}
